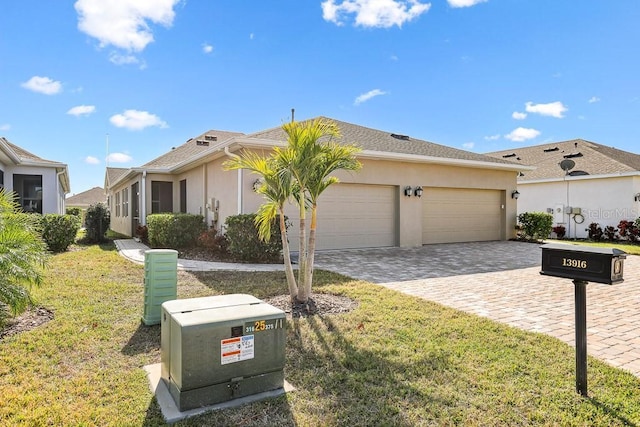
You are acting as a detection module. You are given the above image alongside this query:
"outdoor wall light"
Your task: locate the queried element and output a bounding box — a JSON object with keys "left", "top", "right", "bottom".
{"left": 511, "top": 190, "right": 520, "bottom": 199}
{"left": 414, "top": 186, "right": 423, "bottom": 197}
{"left": 252, "top": 178, "right": 264, "bottom": 192}
{"left": 404, "top": 186, "right": 413, "bottom": 197}
{"left": 634, "top": 193, "right": 640, "bottom": 202}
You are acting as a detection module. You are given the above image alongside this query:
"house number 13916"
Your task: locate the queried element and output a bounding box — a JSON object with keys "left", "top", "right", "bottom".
{"left": 562, "top": 258, "right": 587, "bottom": 269}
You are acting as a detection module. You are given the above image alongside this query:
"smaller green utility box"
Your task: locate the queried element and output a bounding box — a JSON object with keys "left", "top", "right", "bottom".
{"left": 161, "top": 294, "right": 286, "bottom": 411}
{"left": 142, "top": 249, "right": 178, "bottom": 326}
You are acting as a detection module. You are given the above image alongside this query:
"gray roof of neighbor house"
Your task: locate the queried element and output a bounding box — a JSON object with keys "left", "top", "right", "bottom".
{"left": 142, "top": 130, "right": 244, "bottom": 169}
{"left": 246, "top": 117, "right": 521, "bottom": 166}
{"left": 485, "top": 139, "right": 640, "bottom": 181}
{"left": 0, "top": 137, "right": 70, "bottom": 193}
{"left": 105, "top": 167, "right": 128, "bottom": 186}
{"left": 66, "top": 186, "right": 106, "bottom": 207}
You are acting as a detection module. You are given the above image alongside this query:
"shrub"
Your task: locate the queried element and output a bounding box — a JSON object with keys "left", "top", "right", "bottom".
{"left": 40, "top": 214, "right": 81, "bottom": 252}
{"left": 604, "top": 225, "right": 618, "bottom": 241}
{"left": 586, "top": 223, "right": 603, "bottom": 241}
{"left": 517, "top": 212, "right": 553, "bottom": 242}
{"left": 552, "top": 225, "right": 566, "bottom": 239}
{"left": 84, "top": 203, "right": 110, "bottom": 243}
{"left": 135, "top": 225, "right": 148, "bottom": 243}
{"left": 65, "top": 207, "right": 82, "bottom": 218}
{"left": 618, "top": 220, "right": 639, "bottom": 242}
{"left": 147, "top": 213, "right": 205, "bottom": 248}
{"left": 225, "top": 214, "right": 283, "bottom": 263}
{"left": 197, "top": 228, "right": 229, "bottom": 255}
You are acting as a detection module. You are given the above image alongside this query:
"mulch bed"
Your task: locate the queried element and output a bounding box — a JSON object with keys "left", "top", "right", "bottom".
{"left": 264, "top": 293, "right": 358, "bottom": 318}
{"left": 0, "top": 306, "right": 54, "bottom": 340}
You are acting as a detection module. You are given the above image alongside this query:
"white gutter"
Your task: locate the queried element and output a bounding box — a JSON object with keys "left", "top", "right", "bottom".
{"left": 519, "top": 171, "right": 640, "bottom": 185}
{"left": 56, "top": 170, "right": 65, "bottom": 214}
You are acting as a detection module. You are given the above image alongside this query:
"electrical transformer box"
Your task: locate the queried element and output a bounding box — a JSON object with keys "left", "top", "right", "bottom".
{"left": 161, "top": 294, "right": 286, "bottom": 411}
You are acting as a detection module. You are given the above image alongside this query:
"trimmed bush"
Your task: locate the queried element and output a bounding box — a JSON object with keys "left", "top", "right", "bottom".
{"left": 552, "top": 225, "right": 566, "bottom": 239}
{"left": 197, "top": 228, "right": 229, "bottom": 255}
{"left": 65, "top": 207, "right": 82, "bottom": 218}
{"left": 224, "top": 214, "right": 283, "bottom": 263}
{"left": 40, "top": 214, "right": 81, "bottom": 252}
{"left": 586, "top": 222, "right": 603, "bottom": 241}
{"left": 84, "top": 203, "right": 110, "bottom": 243}
{"left": 147, "top": 213, "right": 205, "bottom": 248}
{"left": 618, "top": 220, "right": 640, "bottom": 242}
{"left": 517, "top": 212, "right": 553, "bottom": 242}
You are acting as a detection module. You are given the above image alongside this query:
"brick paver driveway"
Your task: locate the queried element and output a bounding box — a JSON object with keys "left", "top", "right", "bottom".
{"left": 314, "top": 241, "right": 640, "bottom": 377}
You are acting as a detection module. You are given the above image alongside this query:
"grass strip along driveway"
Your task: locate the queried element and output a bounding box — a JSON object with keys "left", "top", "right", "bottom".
{"left": 1, "top": 243, "right": 639, "bottom": 426}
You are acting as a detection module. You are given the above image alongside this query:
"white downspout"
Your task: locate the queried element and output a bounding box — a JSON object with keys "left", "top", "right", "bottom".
{"left": 224, "top": 146, "right": 243, "bottom": 214}
{"left": 141, "top": 171, "right": 147, "bottom": 225}
{"left": 56, "top": 170, "right": 65, "bottom": 214}
{"left": 202, "top": 164, "right": 208, "bottom": 225}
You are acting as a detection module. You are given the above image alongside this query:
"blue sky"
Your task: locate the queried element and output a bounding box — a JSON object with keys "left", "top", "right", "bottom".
{"left": 1, "top": 1, "right": 638, "bottom": 195}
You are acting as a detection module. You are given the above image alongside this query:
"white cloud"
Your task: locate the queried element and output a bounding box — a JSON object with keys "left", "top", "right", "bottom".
{"left": 512, "top": 111, "right": 527, "bottom": 120}
{"left": 354, "top": 89, "right": 387, "bottom": 105}
{"left": 107, "top": 152, "right": 133, "bottom": 163}
{"left": 74, "top": 0, "right": 180, "bottom": 52}
{"left": 110, "top": 109, "right": 168, "bottom": 130}
{"left": 321, "top": 0, "right": 431, "bottom": 28}
{"left": 525, "top": 101, "right": 567, "bottom": 118}
{"left": 85, "top": 156, "right": 100, "bottom": 164}
{"left": 0, "top": 124, "right": 10, "bottom": 131}
{"left": 202, "top": 43, "right": 214, "bottom": 54}
{"left": 390, "top": 54, "right": 399, "bottom": 61}
{"left": 21, "top": 76, "right": 62, "bottom": 95}
{"left": 588, "top": 96, "right": 600, "bottom": 104}
{"left": 249, "top": 33, "right": 255, "bottom": 40}
{"left": 448, "top": 0, "right": 486, "bottom": 7}
{"left": 462, "top": 142, "right": 474, "bottom": 149}
{"left": 109, "top": 52, "right": 140, "bottom": 66}
{"left": 505, "top": 127, "right": 540, "bottom": 142}
{"left": 67, "top": 105, "right": 96, "bottom": 117}
{"left": 484, "top": 134, "right": 500, "bottom": 141}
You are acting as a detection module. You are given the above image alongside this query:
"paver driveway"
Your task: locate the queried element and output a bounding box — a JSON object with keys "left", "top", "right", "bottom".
{"left": 314, "top": 241, "right": 640, "bottom": 378}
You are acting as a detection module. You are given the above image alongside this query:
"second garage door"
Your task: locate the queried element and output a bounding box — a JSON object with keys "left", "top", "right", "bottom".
{"left": 287, "top": 183, "right": 397, "bottom": 250}
{"left": 422, "top": 187, "right": 503, "bottom": 244}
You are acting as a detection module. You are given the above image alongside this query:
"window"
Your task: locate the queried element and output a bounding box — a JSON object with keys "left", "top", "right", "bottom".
{"left": 14, "top": 174, "right": 42, "bottom": 214}
{"left": 115, "top": 192, "right": 120, "bottom": 217}
{"left": 0, "top": 170, "right": 4, "bottom": 189}
{"left": 180, "top": 179, "right": 187, "bottom": 213}
{"left": 151, "top": 181, "right": 173, "bottom": 213}
{"left": 122, "top": 188, "right": 129, "bottom": 217}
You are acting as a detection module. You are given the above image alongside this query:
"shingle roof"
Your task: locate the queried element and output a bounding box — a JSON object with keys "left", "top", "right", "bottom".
{"left": 142, "top": 129, "right": 244, "bottom": 169}
{"left": 1, "top": 137, "right": 64, "bottom": 165}
{"left": 105, "top": 167, "right": 128, "bottom": 185}
{"left": 246, "top": 117, "right": 519, "bottom": 166}
{"left": 485, "top": 139, "right": 640, "bottom": 181}
{"left": 66, "top": 186, "right": 106, "bottom": 207}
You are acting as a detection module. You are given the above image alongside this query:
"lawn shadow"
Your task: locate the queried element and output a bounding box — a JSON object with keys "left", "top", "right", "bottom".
{"left": 588, "top": 397, "right": 638, "bottom": 426}
{"left": 121, "top": 322, "right": 160, "bottom": 356}
{"left": 289, "top": 313, "right": 457, "bottom": 426}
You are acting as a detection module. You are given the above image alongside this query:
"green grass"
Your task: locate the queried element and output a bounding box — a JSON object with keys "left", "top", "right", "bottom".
{"left": 545, "top": 238, "right": 640, "bottom": 255}
{"left": 1, "top": 242, "right": 639, "bottom": 426}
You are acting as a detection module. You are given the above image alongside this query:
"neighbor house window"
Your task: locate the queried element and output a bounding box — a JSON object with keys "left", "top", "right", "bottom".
{"left": 151, "top": 181, "right": 173, "bottom": 213}
{"left": 115, "top": 192, "right": 120, "bottom": 217}
{"left": 180, "top": 179, "right": 187, "bottom": 213}
{"left": 0, "top": 170, "right": 4, "bottom": 189}
{"left": 122, "top": 188, "right": 129, "bottom": 218}
{"left": 14, "top": 174, "right": 42, "bottom": 214}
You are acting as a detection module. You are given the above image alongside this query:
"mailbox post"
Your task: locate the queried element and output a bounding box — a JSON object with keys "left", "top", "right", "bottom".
{"left": 540, "top": 243, "right": 626, "bottom": 397}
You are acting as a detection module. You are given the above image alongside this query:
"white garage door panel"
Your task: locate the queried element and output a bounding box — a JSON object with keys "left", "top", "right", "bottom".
{"left": 423, "top": 188, "right": 502, "bottom": 244}
{"left": 288, "top": 184, "right": 397, "bottom": 250}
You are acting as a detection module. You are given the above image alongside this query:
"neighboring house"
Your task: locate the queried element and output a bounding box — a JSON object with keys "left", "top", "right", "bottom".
{"left": 0, "top": 137, "right": 70, "bottom": 214}
{"left": 486, "top": 139, "right": 640, "bottom": 239}
{"left": 105, "top": 117, "right": 529, "bottom": 249}
{"left": 65, "top": 187, "right": 106, "bottom": 222}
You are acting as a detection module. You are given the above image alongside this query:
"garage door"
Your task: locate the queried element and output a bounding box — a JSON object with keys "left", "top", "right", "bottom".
{"left": 287, "top": 184, "right": 397, "bottom": 250}
{"left": 422, "top": 187, "right": 502, "bottom": 244}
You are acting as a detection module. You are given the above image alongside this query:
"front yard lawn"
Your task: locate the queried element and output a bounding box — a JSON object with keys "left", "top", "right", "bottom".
{"left": 1, "top": 242, "right": 639, "bottom": 426}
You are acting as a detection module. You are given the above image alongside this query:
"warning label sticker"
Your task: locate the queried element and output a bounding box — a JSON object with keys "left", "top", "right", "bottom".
{"left": 221, "top": 335, "right": 254, "bottom": 365}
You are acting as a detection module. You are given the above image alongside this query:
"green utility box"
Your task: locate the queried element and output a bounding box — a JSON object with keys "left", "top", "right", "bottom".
{"left": 160, "top": 294, "right": 286, "bottom": 411}
{"left": 142, "top": 249, "right": 178, "bottom": 326}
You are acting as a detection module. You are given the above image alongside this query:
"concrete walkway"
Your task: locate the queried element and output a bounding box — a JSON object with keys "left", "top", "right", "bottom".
{"left": 115, "top": 239, "right": 640, "bottom": 378}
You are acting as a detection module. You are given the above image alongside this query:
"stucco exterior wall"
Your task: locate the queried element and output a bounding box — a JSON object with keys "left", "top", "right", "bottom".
{"left": 3, "top": 165, "right": 66, "bottom": 214}
{"left": 518, "top": 175, "right": 640, "bottom": 239}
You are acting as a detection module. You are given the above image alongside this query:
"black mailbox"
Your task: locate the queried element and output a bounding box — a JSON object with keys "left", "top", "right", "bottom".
{"left": 540, "top": 243, "right": 626, "bottom": 285}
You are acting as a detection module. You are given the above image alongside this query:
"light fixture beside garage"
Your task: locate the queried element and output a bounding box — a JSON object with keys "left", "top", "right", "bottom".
{"left": 634, "top": 193, "right": 640, "bottom": 202}
{"left": 414, "top": 186, "right": 423, "bottom": 197}
{"left": 404, "top": 186, "right": 413, "bottom": 197}
{"left": 511, "top": 190, "right": 520, "bottom": 199}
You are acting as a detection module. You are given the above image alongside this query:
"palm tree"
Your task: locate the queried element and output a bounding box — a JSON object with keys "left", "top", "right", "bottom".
{"left": 223, "top": 150, "right": 299, "bottom": 301}
{"left": 0, "top": 189, "right": 48, "bottom": 325}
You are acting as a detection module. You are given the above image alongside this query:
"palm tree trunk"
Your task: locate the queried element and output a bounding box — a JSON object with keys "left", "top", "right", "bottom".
{"left": 296, "top": 192, "right": 309, "bottom": 303}
{"left": 279, "top": 209, "right": 298, "bottom": 301}
{"left": 303, "top": 204, "right": 318, "bottom": 298}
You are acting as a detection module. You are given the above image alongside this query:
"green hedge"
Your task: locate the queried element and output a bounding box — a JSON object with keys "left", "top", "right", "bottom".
{"left": 224, "top": 214, "right": 283, "bottom": 263}
{"left": 147, "top": 213, "right": 205, "bottom": 248}
{"left": 84, "top": 203, "right": 110, "bottom": 243}
{"left": 517, "top": 212, "right": 553, "bottom": 242}
{"left": 40, "top": 214, "right": 81, "bottom": 253}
